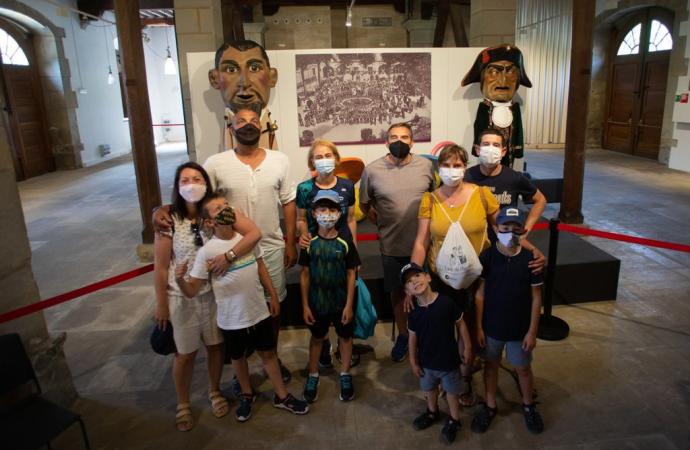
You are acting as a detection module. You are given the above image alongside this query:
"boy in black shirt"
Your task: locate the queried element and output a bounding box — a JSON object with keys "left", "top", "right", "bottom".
{"left": 404, "top": 262, "right": 471, "bottom": 445}
{"left": 472, "top": 207, "right": 544, "bottom": 434}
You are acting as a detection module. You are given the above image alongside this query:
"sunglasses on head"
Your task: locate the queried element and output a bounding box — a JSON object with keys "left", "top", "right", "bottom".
{"left": 190, "top": 222, "right": 203, "bottom": 247}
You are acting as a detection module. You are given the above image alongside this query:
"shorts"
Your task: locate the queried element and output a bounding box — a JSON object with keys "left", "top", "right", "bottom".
{"left": 169, "top": 291, "right": 223, "bottom": 355}
{"left": 222, "top": 316, "right": 277, "bottom": 360}
{"left": 382, "top": 254, "right": 409, "bottom": 293}
{"left": 419, "top": 368, "right": 463, "bottom": 395}
{"left": 308, "top": 310, "right": 355, "bottom": 339}
{"left": 481, "top": 336, "right": 532, "bottom": 367}
{"left": 262, "top": 247, "right": 287, "bottom": 302}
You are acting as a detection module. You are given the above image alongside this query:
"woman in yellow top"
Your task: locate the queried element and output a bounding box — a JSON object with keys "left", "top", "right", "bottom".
{"left": 410, "top": 144, "right": 498, "bottom": 406}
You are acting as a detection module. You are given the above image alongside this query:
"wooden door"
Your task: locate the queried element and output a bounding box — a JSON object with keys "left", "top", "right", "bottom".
{"left": 603, "top": 9, "right": 673, "bottom": 160}
{"left": 0, "top": 19, "right": 53, "bottom": 180}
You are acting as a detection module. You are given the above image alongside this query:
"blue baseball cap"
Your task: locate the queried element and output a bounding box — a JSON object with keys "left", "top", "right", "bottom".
{"left": 496, "top": 207, "right": 526, "bottom": 227}
{"left": 312, "top": 189, "right": 340, "bottom": 206}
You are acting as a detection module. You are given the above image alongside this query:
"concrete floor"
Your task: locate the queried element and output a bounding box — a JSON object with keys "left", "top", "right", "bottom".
{"left": 16, "top": 147, "right": 690, "bottom": 449}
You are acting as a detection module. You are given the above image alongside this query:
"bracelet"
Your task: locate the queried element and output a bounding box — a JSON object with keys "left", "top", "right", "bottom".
{"left": 225, "top": 249, "right": 237, "bottom": 263}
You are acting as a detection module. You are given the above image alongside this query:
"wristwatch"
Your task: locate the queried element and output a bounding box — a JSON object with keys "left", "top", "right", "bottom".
{"left": 225, "top": 249, "right": 237, "bottom": 263}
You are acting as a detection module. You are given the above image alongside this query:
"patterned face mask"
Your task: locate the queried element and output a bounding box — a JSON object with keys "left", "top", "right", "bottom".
{"left": 214, "top": 206, "right": 236, "bottom": 226}
{"left": 315, "top": 211, "right": 339, "bottom": 230}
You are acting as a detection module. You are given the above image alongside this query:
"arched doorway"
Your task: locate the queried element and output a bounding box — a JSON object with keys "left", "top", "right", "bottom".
{"left": 603, "top": 7, "right": 673, "bottom": 159}
{"left": 0, "top": 16, "right": 53, "bottom": 180}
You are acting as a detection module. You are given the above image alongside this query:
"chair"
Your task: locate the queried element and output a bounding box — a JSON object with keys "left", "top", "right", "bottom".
{"left": 0, "top": 333, "right": 91, "bottom": 450}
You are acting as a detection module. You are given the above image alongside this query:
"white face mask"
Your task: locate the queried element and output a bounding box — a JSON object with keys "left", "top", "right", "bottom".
{"left": 314, "top": 158, "right": 336, "bottom": 176}
{"left": 179, "top": 183, "right": 207, "bottom": 203}
{"left": 479, "top": 145, "right": 503, "bottom": 166}
{"left": 315, "top": 211, "right": 340, "bottom": 229}
{"left": 439, "top": 167, "right": 465, "bottom": 187}
{"left": 497, "top": 231, "right": 520, "bottom": 248}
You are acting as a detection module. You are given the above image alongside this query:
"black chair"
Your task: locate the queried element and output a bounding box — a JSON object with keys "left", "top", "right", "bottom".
{"left": 0, "top": 333, "right": 91, "bottom": 450}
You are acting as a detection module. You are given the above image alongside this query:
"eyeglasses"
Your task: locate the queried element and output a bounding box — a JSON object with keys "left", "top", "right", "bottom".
{"left": 190, "top": 222, "right": 203, "bottom": 247}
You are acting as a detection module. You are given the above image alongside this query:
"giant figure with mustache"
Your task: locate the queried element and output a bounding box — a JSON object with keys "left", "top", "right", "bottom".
{"left": 209, "top": 40, "right": 280, "bottom": 150}
{"left": 462, "top": 45, "right": 531, "bottom": 167}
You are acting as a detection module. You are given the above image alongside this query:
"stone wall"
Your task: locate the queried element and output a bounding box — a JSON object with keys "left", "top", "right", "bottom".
{"left": 470, "top": 0, "right": 517, "bottom": 46}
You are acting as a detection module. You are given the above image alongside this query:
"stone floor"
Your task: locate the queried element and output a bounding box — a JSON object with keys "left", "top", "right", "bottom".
{"left": 16, "top": 147, "right": 690, "bottom": 449}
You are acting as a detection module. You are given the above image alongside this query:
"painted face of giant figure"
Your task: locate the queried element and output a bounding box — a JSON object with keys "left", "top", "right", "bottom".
{"left": 481, "top": 59, "right": 520, "bottom": 102}
{"left": 208, "top": 40, "right": 278, "bottom": 113}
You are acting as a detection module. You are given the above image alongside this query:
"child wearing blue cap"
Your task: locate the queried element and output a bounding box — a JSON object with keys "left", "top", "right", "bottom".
{"left": 472, "top": 206, "right": 544, "bottom": 434}
{"left": 299, "top": 190, "right": 361, "bottom": 403}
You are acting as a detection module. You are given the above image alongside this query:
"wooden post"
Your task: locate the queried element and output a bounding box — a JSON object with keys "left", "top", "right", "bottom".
{"left": 433, "top": 0, "right": 449, "bottom": 47}
{"left": 559, "top": 0, "right": 595, "bottom": 224}
{"left": 221, "top": 0, "right": 246, "bottom": 42}
{"left": 114, "top": 0, "right": 161, "bottom": 244}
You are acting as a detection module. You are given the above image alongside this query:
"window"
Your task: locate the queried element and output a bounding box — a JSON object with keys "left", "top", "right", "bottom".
{"left": 617, "top": 23, "right": 641, "bottom": 56}
{"left": 648, "top": 19, "right": 672, "bottom": 52}
{"left": 0, "top": 28, "right": 29, "bottom": 65}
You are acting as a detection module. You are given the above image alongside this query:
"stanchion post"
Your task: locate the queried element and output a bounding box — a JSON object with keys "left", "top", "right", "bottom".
{"left": 537, "top": 218, "right": 570, "bottom": 341}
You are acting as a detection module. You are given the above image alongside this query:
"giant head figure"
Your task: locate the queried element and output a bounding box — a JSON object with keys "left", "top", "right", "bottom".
{"left": 461, "top": 45, "right": 531, "bottom": 167}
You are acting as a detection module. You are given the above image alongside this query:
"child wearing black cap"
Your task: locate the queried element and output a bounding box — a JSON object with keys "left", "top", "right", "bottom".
{"left": 403, "top": 262, "right": 471, "bottom": 445}
{"left": 472, "top": 206, "right": 544, "bottom": 434}
{"left": 299, "top": 189, "right": 361, "bottom": 403}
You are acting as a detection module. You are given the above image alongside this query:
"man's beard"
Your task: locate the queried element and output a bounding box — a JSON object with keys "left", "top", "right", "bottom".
{"left": 228, "top": 101, "right": 263, "bottom": 115}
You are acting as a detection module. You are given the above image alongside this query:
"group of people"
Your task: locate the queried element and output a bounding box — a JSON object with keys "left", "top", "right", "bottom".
{"left": 152, "top": 39, "right": 549, "bottom": 444}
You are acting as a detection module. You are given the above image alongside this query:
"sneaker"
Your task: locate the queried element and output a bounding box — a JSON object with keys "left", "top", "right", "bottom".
{"left": 273, "top": 393, "right": 309, "bottom": 415}
{"left": 391, "top": 334, "right": 409, "bottom": 362}
{"left": 318, "top": 338, "right": 333, "bottom": 369}
{"left": 412, "top": 408, "right": 439, "bottom": 430}
{"left": 231, "top": 376, "right": 257, "bottom": 402}
{"left": 235, "top": 395, "right": 252, "bottom": 422}
{"left": 279, "top": 360, "right": 292, "bottom": 384}
{"left": 339, "top": 373, "right": 354, "bottom": 401}
{"left": 471, "top": 402, "right": 497, "bottom": 433}
{"left": 440, "top": 417, "right": 462, "bottom": 445}
{"left": 522, "top": 403, "right": 544, "bottom": 434}
{"left": 334, "top": 348, "right": 361, "bottom": 368}
{"left": 303, "top": 375, "right": 320, "bottom": 403}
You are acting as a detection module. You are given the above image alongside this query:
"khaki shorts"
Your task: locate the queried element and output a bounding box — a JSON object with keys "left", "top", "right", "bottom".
{"left": 169, "top": 290, "right": 223, "bottom": 355}
{"left": 262, "top": 247, "right": 287, "bottom": 302}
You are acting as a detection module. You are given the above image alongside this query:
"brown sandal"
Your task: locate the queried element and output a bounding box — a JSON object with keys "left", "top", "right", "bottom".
{"left": 208, "top": 391, "right": 230, "bottom": 418}
{"left": 176, "top": 403, "right": 194, "bottom": 432}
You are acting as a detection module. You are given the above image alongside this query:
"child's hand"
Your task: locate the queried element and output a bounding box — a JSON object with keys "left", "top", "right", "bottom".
{"left": 410, "top": 362, "right": 424, "bottom": 379}
{"left": 174, "top": 260, "right": 188, "bottom": 280}
{"left": 298, "top": 232, "right": 312, "bottom": 249}
{"left": 269, "top": 298, "right": 281, "bottom": 317}
{"left": 476, "top": 328, "right": 486, "bottom": 348}
{"left": 402, "top": 293, "right": 415, "bottom": 313}
{"left": 341, "top": 305, "right": 353, "bottom": 324}
{"left": 303, "top": 306, "right": 315, "bottom": 325}
{"left": 522, "top": 331, "right": 537, "bottom": 352}
{"left": 154, "top": 303, "right": 169, "bottom": 330}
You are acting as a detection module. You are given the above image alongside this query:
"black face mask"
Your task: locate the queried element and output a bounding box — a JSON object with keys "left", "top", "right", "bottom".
{"left": 389, "top": 141, "right": 411, "bottom": 159}
{"left": 233, "top": 124, "right": 261, "bottom": 146}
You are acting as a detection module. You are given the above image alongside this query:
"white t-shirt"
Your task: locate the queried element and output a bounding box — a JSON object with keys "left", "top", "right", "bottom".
{"left": 204, "top": 149, "right": 296, "bottom": 254}
{"left": 189, "top": 233, "right": 269, "bottom": 330}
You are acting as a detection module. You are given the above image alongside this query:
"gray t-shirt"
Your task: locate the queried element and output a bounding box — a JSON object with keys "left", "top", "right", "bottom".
{"left": 360, "top": 154, "right": 435, "bottom": 257}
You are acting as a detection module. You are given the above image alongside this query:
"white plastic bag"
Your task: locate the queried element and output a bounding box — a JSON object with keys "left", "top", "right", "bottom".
{"left": 434, "top": 191, "right": 483, "bottom": 289}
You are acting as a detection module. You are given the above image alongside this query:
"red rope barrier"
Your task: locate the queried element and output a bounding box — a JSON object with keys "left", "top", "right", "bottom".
{"left": 557, "top": 223, "right": 690, "bottom": 253}
{"left": 0, "top": 264, "right": 154, "bottom": 325}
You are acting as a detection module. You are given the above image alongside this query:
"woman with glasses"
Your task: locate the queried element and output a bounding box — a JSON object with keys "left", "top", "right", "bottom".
{"left": 153, "top": 161, "right": 261, "bottom": 431}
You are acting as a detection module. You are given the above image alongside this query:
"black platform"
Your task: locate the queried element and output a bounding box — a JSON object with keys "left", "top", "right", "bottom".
{"left": 279, "top": 220, "right": 620, "bottom": 327}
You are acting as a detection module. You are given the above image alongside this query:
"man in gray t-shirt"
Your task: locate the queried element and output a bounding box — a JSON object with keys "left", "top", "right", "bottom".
{"left": 359, "top": 123, "right": 435, "bottom": 362}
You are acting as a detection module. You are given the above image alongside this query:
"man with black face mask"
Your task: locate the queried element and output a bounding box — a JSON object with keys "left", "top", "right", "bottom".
{"left": 359, "top": 123, "right": 436, "bottom": 362}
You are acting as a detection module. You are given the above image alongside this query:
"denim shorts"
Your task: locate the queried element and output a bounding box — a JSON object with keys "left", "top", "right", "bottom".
{"left": 419, "top": 368, "right": 463, "bottom": 395}
{"left": 481, "top": 336, "right": 532, "bottom": 367}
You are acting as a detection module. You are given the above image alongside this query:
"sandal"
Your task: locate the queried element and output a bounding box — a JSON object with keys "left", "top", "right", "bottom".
{"left": 176, "top": 403, "right": 194, "bottom": 432}
{"left": 459, "top": 376, "right": 478, "bottom": 407}
{"left": 471, "top": 402, "right": 497, "bottom": 433}
{"left": 209, "top": 391, "right": 230, "bottom": 418}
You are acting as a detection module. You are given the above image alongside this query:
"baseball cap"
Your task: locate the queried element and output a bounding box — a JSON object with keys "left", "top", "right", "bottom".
{"left": 400, "top": 262, "right": 425, "bottom": 283}
{"left": 496, "top": 207, "right": 526, "bottom": 227}
{"left": 312, "top": 189, "right": 340, "bottom": 206}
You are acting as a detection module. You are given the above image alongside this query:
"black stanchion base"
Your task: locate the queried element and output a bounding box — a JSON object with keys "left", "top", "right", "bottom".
{"left": 537, "top": 315, "right": 570, "bottom": 341}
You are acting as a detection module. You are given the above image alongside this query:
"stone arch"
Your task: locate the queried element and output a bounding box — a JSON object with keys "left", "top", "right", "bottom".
{"left": 586, "top": 0, "right": 688, "bottom": 164}
{"left": 0, "top": 0, "right": 83, "bottom": 169}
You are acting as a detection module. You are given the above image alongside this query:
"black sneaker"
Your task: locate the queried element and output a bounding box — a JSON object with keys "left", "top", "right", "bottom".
{"left": 391, "top": 334, "right": 408, "bottom": 362}
{"left": 471, "top": 402, "right": 497, "bottom": 433}
{"left": 334, "top": 348, "right": 361, "bottom": 368}
{"left": 273, "top": 393, "right": 309, "bottom": 415}
{"left": 339, "top": 373, "right": 354, "bottom": 401}
{"left": 412, "top": 408, "right": 439, "bottom": 430}
{"left": 231, "top": 376, "right": 257, "bottom": 402}
{"left": 303, "top": 375, "right": 319, "bottom": 403}
{"left": 235, "top": 395, "right": 252, "bottom": 422}
{"left": 522, "top": 403, "right": 544, "bottom": 434}
{"left": 440, "top": 417, "right": 462, "bottom": 445}
{"left": 319, "top": 338, "right": 333, "bottom": 369}
{"left": 278, "top": 360, "right": 292, "bottom": 384}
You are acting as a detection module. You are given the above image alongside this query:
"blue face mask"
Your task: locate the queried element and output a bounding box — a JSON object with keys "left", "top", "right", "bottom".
{"left": 497, "top": 231, "right": 520, "bottom": 248}
{"left": 314, "top": 158, "right": 336, "bottom": 175}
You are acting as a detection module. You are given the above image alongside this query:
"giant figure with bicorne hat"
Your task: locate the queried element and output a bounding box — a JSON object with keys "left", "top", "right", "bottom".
{"left": 462, "top": 44, "right": 531, "bottom": 167}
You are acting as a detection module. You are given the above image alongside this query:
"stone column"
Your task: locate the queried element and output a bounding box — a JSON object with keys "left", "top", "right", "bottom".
{"left": 0, "top": 91, "right": 76, "bottom": 406}
{"left": 469, "top": 0, "right": 516, "bottom": 46}
{"left": 403, "top": 18, "right": 437, "bottom": 47}
{"left": 174, "top": 0, "right": 225, "bottom": 161}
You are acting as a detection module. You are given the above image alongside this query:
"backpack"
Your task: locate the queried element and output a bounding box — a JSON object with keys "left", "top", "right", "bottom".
{"left": 432, "top": 189, "right": 484, "bottom": 289}
{"left": 353, "top": 277, "right": 377, "bottom": 339}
